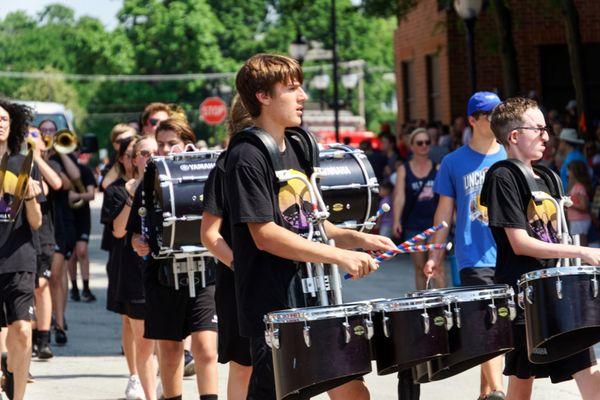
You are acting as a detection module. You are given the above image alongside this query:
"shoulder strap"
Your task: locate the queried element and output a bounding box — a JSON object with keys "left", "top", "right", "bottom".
{"left": 481, "top": 158, "right": 538, "bottom": 208}
{"left": 533, "top": 164, "right": 564, "bottom": 198}
{"left": 285, "top": 127, "right": 320, "bottom": 170}
{"left": 226, "top": 127, "right": 283, "bottom": 173}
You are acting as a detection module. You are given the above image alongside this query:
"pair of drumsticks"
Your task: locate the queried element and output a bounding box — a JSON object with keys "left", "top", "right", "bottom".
{"left": 344, "top": 205, "right": 451, "bottom": 279}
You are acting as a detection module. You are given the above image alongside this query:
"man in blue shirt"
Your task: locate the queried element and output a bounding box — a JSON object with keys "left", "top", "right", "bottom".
{"left": 424, "top": 92, "right": 507, "bottom": 400}
{"left": 558, "top": 128, "right": 586, "bottom": 189}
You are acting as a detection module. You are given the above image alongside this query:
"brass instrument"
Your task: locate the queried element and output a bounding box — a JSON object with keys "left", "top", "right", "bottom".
{"left": 43, "top": 135, "right": 53, "bottom": 149}
{"left": 51, "top": 130, "right": 87, "bottom": 209}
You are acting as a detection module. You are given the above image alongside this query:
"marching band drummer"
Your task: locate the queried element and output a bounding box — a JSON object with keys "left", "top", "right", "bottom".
{"left": 224, "top": 53, "right": 396, "bottom": 400}
{"left": 0, "top": 99, "right": 43, "bottom": 400}
{"left": 130, "top": 118, "right": 219, "bottom": 400}
{"left": 481, "top": 97, "right": 600, "bottom": 400}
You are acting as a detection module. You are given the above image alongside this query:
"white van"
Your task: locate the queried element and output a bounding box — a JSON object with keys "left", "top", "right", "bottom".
{"left": 13, "top": 100, "right": 75, "bottom": 131}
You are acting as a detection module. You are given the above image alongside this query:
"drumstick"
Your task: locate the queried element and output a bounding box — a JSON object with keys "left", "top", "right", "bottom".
{"left": 399, "top": 221, "right": 449, "bottom": 249}
{"left": 367, "top": 203, "right": 390, "bottom": 223}
{"left": 344, "top": 243, "right": 453, "bottom": 279}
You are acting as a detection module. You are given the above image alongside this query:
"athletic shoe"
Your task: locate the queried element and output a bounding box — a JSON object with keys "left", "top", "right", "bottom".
{"left": 486, "top": 391, "right": 506, "bottom": 400}
{"left": 70, "top": 288, "right": 81, "bottom": 302}
{"left": 27, "top": 371, "right": 34, "bottom": 383}
{"left": 81, "top": 289, "right": 97, "bottom": 303}
{"left": 54, "top": 327, "right": 68, "bottom": 346}
{"left": 0, "top": 371, "right": 13, "bottom": 400}
{"left": 124, "top": 375, "right": 145, "bottom": 400}
{"left": 31, "top": 341, "right": 39, "bottom": 358}
{"left": 37, "top": 342, "right": 54, "bottom": 360}
{"left": 183, "top": 350, "right": 195, "bottom": 377}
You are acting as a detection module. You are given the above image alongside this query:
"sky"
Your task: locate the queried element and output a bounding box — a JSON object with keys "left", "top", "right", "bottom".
{"left": 0, "top": 0, "right": 122, "bottom": 30}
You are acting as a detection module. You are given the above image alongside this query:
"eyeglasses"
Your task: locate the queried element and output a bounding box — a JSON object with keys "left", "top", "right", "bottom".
{"left": 515, "top": 126, "right": 551, "bottom": 136}
{"left": 29, "top": 131, "right": 40, "bottom": 138}
{"left": 148, "top": 118, "right": 161, "bottom": 127}
{"left": 415, "top": 140, "right": 431, "bottom": 147}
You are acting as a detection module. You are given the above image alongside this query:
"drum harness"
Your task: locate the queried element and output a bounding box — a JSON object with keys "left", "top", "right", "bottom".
{"left": 482, "top": 159, "right": 593, "bottom": 306}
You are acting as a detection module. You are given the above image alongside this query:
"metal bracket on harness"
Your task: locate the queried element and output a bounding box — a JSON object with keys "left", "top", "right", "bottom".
{"left": 172, "top": 246, "right": 210, "bottom": 297}
{"left": 301, "top": 274, "right": 331, "bottom": 295}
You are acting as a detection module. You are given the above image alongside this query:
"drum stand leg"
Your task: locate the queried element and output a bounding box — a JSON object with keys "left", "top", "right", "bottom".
{"left": 187, "top": 256, "right": 197, "bottom": 298}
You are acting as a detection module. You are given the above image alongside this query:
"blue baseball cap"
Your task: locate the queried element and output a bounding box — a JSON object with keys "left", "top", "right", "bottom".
{"left": 467, "top": 91, "right": 501, "bottom": 116}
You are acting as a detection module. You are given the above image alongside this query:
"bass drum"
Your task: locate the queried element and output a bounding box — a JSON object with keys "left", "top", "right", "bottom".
{"left": 318, "top": 145, "right": 379, "bottom": 231}
{"left": 142, "top": 151, "right": 220, "bottom": 257}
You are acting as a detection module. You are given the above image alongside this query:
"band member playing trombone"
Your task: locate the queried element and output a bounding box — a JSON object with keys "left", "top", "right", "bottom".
{"left": 0, "top": 99, "right": 43, "bottom": 400}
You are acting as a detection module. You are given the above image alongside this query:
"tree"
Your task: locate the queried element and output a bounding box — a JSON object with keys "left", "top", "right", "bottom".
{"left": 489, "top": 0, "right": 519, "bottom": 97}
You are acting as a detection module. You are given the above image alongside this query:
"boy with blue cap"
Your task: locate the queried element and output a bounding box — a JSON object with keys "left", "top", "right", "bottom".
{"left": 424, "top": 91, "right": 507, "bottom": 400}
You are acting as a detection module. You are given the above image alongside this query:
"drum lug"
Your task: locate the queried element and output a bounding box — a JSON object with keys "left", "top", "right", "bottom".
{"left": 421, "top": 312, "right": 430, "bottom": 334}
{"left": 264, "top": 328, "right": 272, "bottom": 348}
{"left": 525, "top": 286, "right": 534, "bottom": 305}
{"left": 272, "top": 328, "right": 280, "bottom": 350}
{"left": 555, "top": 279, "right": 563, "bottom": 300}
{"left": 303, "top": 325, "right": 311, "bottom": 348}
{"left": 591, "top": 276, "right": 599, "bottom": 298}
{"left": 488, "top": 303, "right": 497, "bottom": 325}
{"left": 453, "top": 306, "right": 462, "bottom": 329}
{"left": 343, "top": 321, "right": 352, "bottom": 344}
{"left": 508, "top": 298, "right": 517, "bottom": 321}
{"left": 364, "top": 319, "right": 374, "bottom": 340}
{"left": 444, "top": 309, "right": 453, "bottom": 331}
{"left": 382, "top": 315, "right": 391, "bottom": 338}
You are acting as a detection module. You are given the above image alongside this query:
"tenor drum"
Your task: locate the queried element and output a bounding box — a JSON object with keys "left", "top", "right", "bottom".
{"left": 265, "top": 303, "right": 373, "bottom": 400}
{"left": 518, "top": 266, "right": 600, "bottom": 364}
{"left": 318, "top": 145, "right": 379, "bottom": 231}
{"left": 142, "top": 151, "right": 220, "bottom": 257}
{"left": 370, "top": 296, "right": 451, "bottom": 375}
{"left": 409, "top": 285, "right": 516, "bottom": 382}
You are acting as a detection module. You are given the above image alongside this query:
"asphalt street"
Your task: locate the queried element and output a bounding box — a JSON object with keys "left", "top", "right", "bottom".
{"left": 23, "top": 195, "right": 593, "bottom": 399}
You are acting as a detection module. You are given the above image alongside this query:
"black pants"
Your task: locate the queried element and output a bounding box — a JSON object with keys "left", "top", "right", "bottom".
{"left": 247, "top": 336, "right": 277, "bottom": 400}
{"left": 398, "top": 369, "right": 420, "bottom": 400}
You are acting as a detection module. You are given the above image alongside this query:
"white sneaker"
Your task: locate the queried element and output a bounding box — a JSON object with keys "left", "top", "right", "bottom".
{"left": 125, "top": 375, "right": 145, "bottom": 400}
{"left": 156, "top": 380, "right": 163, "bottom": 399}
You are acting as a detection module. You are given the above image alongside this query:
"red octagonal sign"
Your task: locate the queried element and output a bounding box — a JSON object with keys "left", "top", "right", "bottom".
{"left": 200, "top": 97, "right": 227, "bottom": 125}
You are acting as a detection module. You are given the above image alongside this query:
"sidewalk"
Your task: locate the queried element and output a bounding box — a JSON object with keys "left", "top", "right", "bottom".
{"left": 23, "top": 195, "right": 588, "bottom": 399}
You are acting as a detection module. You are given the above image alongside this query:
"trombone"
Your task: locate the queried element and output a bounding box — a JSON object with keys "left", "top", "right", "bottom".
{"left": 51, "top": 130, "right": 88, "bottom": 209}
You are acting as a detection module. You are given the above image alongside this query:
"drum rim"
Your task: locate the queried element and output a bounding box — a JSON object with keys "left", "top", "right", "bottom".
{"left": 372, "top": 296, "right": 446, "bottom": 311}
{"left": 264, "top": 303, "right": 372, "bottom": 324}
{"left": 518, "top": 265, "right": 600, "bottom": 286}
{"left": 406, "top": 285, "right": 513, "bottom": 302}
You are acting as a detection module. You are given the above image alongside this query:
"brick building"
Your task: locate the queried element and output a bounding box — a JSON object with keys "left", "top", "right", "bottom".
{"left": 394, "top": 0, "right": 600, "bottom": 129}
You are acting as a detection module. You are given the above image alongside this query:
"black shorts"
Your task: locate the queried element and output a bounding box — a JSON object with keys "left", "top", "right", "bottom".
{"left": 36, "top": 244, "right": 54, "bottom": 287}
{"left": 459, "top": 267, "right": 496, "bottom": 286}
{"left": 0, "top": 272, "right": 35, "bottom": 324}
{"left": 144, "top": 278, "right": 217, "bottom": 341}
{"left": 121, "top": 300, "right": 146, "bottom": 321}
{"left": 215, "top": 266, "right": 251, "bottom": 366}
{"left": 504, "top": 323, "right": 597, "bottom": 383}
{"left": 248, "top": 336, "right": 277, "bottom": 400}
{"left": 73, "top": 213, "right": 91, "bottom": 242}
{"left": 54, "top": 222, "right": 76, "bottom": 259}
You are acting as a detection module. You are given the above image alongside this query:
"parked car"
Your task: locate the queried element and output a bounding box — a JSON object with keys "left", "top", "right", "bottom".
{"left": 13, "top": 100, "right": 75, "bottom": 131}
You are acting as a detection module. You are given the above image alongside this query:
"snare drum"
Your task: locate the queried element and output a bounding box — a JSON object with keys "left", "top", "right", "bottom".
{"left": 265, "top": 303, "right": 373, "bottom": 400}
{"left": 518, "top": 266, "right": 600, "bottom": 364}
{"left": 409, "top": 285, "right": 516, "bottom": 382}
{"left": 370, "top": 296, "right": 451, "bottom": 375}
{"left": 142, "top": 151, "right": 220, "bottom": 257}
{"left": 319, "top": 145, "right": 379, "bottom": 231}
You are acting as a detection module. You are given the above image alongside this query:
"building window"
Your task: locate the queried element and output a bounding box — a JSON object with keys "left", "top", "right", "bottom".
{"left": 402, "top": 60, "right": 415, "bottom": 122}
{"left": 427, "top": 53, "right": 441, "bottom": 123}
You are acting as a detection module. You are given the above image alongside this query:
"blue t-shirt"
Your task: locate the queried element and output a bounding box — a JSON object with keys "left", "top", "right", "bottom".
{"left": 560, "top": 149, "right": 586, "bottom": 190}
{"left": 434, "top": 145, "right": 507, "bottom": 269}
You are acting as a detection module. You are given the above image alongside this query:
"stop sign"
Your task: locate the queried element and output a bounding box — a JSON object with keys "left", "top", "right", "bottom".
{"left": 199, "top": 97, "right": 227, "bottom": 125}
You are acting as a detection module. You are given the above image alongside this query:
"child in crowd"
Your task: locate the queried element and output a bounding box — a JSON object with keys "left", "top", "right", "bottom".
{"left": 567, "top": 160, "right": 593, "bottom": 246}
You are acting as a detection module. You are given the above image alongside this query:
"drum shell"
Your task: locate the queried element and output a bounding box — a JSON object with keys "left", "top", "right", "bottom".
{"left": 271, "top": 315, "right": 372, "bottom": 400}
{"left": 371, "top": 305, "right": 450, "bottom": 375}
{"left": 522, "top": 273, "right": 600, "bottom": 364}
{"left": 319, "top": 148, "right": 379, "bottom": 228}
{"left": 413, "top": 296, "right": 514, "bottom": 382}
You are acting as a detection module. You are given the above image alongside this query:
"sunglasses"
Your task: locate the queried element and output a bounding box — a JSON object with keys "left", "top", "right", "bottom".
{"left": 148, "top": 118, "right": 161, "bottom": 127}
{"left": 29, "top": 131, "right": 40, "bottom": 138}
{"left": 415, "top": 140, "right": 431, "bottom": 147}
{"left": 138, "top": 149, "right": 156, "bottom": 158}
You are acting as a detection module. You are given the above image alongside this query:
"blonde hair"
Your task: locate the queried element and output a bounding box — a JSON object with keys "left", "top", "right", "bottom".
{"left": 110, "top": 124, "right": 136, "bottom": 143}
{"left": 235, "top": 53, "right": 303, "bottom": 118}
{"left": 227, "top": 94, "right": 253, "bottom": 137}
{"left": 408, "top": 128, "right": 429, "bottom": 145}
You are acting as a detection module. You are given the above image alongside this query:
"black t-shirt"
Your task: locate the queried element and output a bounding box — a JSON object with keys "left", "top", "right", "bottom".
{"left": 49, "top": 155, "right": 75, "bottom": 225}
{"left": 72, "top": 163, "right": 97, "bottom": 220}
{"left": 483, "top": 166, "right": 558, "bottom": 291}
{"left": 225, "top": 137, "right": 310, "bottom": 337}
{"left": 36, "top": 159, "right": 62, "bottom": 248}
{"left": 0, "top": 154, "right": 44, "bottom": 273}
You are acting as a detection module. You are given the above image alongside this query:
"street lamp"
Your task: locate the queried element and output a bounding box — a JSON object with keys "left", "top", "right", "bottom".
{"left": 453, "top": 0, "right": 483, "bottom": 93}
{"left": 289, "top": 30, "right": 309, "bottom": 65}
{"left": 310, "top": 72, "right": 330, "bottom": 111}
{"left": 342, "top": 72, "right": 359, "bottom": 109}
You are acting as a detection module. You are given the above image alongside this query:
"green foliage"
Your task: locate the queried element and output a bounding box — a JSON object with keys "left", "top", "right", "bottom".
{"left": 0, "top": 0, "right": 397, "bottom": 143}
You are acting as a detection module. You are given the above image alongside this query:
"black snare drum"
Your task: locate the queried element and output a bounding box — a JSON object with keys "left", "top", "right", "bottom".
{"left": 409, "top": 285, "right": 516, "bottom": 382}
{"left": 370, "top": 296, "right": 451, "bottom": 375}
{"left": 142, "top": 151, "right": 220, "bottom": 257}
{"left": 518, "top": 266, "right": 600, "bottom": 364}
{"left": 318, "top": 145, "right": 379, "bottom": 231}
{"left": 265, "top": 303, "right": 373, "bottom": 400}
